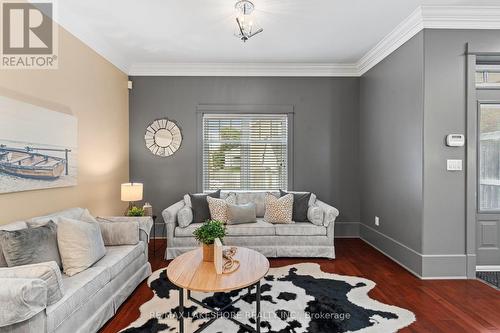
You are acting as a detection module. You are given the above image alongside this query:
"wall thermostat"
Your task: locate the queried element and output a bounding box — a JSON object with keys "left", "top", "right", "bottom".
{"left": 446, "top": 134, "right": 465, "bottom": 147}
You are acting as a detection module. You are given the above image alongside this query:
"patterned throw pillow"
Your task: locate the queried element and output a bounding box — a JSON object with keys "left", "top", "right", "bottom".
{"left": 264, "top": 193, "right": 294, "bottom": 224}
{"left": 207, "top": 194, "right": 236, "bottom": 223}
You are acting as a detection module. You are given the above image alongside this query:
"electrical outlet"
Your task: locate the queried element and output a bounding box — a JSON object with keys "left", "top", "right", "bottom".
{"left": 375, "top": 216, "right": 380, "bottom": 226}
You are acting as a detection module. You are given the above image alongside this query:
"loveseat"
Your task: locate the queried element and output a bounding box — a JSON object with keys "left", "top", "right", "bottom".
{"left": 162, "top": 191, "right": 339, "bottom": 260}
{"left": 0, "top": 208, "right": 152, "bottom": 333}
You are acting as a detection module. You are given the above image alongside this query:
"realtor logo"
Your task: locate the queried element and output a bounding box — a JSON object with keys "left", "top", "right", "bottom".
{"left": 1, "top": 0, "right": 58, "bottom": 69}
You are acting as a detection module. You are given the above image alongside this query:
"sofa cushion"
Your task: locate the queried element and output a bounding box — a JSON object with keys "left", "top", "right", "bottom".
{"left": 177, "top": 205, "right": 194, "bottom": 228}
{"left": 264, "top": 193, "right": 294, "bottom": 224}
{"left": 175, "top": 219, "right": 276, "bottom": 237}
{"left": 280, "top": 190, "right": 311, "bottom": 222}
{"left": 28, "top": 208, "right": 86, "bottom": 227}
{"left": 0, "top": 221, "right": 28, "bottom": 268}
{"left": 207, "top": 194, "right": 236, "bottom": 223}
{"left": 236, "top": 192, "right": 274, "bottom": 218}
{"left": 0, "top": 221, "right": 62, "bottom": 268}
{"left": 227, "top": 203, "right": 257, "bottom": 225}
{"left": 93, "top": 242, "right": 145, "bottom": 279}
{"left": 188, "top": 190, "right": 221, "bottom": 223}
{"left": 57, "top": 217, "right": 106, "bottom": 276}
{"left": 98, "top": 221, "right": 140, "bottom": 246}
{"left": 274, "top": 222, "right": 327, "bottom": 236}
{"left": 226, "top": 219, "right": 275, "bottom": 236}
{"left": 46, "top": 266, "right": 110, "bottom": 332}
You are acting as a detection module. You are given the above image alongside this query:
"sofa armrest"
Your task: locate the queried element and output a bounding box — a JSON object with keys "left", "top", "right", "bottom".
{"left": 162, "top": 200, "right": 185, "bottom": 242}
{"left": 0, "top": 278, "right": 47, "bottom": 327}
{"left": 316, "top": 200, "right": 339, "bottom": 227}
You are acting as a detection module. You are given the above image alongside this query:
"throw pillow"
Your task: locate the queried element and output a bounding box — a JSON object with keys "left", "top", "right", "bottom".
{"left": 57, "top": 217, "right": 106, "bottom": 276}
{"left": 0, "top": 261, "right": 64, "bottom": 305}
{"left": 98, "top": 221, "right": 139, "bottom": 246}
{"left": 0, "top": 221, "right": 62, "bottom": 269}
{"left": 280, "top": 190, "right": 311, "bottom": 222}
{"left": 307, "top": 205, "right": 324, "bottom": 226}
{"left": 188, "top": 190, "right": 221, "bottom": 223}
{"left": 207, "top": 194, "right": 236, "bottom": 223}
{"left": 177, "top": 205, "right": 194, "bottom": 228}
{"left": 227, "top": 203, "right": 257, "bottom": 225}
{"left": 264, "top": 193, "right": 294, "bottom": 224}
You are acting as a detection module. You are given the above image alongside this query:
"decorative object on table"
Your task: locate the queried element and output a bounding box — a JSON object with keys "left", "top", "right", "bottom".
{"left": 222, "top": 246, "right": 240, "bottom": 274}
{"left": 214, "top": 238, "right": 223, "bottom": 274}
{"left": 0, "top": 95, "right": 78, "bottom": 194}
{"left": 234, "top": 0, "right": 263, "bottom": 42}
{"left": 127, "top": 206, "right": 145, "bottom": 217}
{"left": 144, "top": 118, "right": 182, "bottom": 157}
{"left": 143, "top": 202, "right": 153, "bottom": 216}
{"left": 124, "top": 263, "right": 416, "bottom": 333}
{"left": 121, "top": 182, "right": 143, "bottom": 214}
{"left": 193, "top": 220, "right": 226, "bottom": 262}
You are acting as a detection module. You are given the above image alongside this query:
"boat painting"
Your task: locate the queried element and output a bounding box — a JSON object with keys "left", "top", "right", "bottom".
{"left": 0, "top": 95, "right": 77, "bottom": 194}
{"left": 0, "top": 146, "right": 70, "bottom": 180}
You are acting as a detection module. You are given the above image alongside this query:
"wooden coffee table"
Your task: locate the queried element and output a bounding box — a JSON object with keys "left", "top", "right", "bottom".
{"left": 167, "top": 246, "right": 270, "bottom": 333}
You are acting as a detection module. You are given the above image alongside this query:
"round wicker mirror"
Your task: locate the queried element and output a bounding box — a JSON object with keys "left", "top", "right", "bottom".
{"left": 144, "top": 118, "right": 182, "bottom": 157}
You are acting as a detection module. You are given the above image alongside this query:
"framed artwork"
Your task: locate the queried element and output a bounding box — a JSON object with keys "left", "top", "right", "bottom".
{"left": 0, "top": 95, "right": 78, "bottom": 194}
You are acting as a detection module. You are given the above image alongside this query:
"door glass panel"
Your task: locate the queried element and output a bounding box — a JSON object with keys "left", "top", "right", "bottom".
{"left": 479, "top": 104, "right": 500, "bottom": 211}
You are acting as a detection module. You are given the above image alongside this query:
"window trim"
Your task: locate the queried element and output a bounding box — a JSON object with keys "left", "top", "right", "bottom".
{"left": 196, "top": 104, "right": 294, "bottom": 193}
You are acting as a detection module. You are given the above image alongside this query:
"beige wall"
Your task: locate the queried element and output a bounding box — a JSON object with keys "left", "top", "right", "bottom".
{"left": 0, "top": 26, "right": 129, "bottom": 223}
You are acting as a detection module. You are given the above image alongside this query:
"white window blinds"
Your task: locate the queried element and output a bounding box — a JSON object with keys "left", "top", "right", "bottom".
{"left": 202, "top": 114, "right": 289, "bottom": 191}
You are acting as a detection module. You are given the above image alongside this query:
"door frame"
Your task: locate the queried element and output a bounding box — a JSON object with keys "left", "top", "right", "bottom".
{"left": 466, "top": 43, "right": 500, "bottom": 277}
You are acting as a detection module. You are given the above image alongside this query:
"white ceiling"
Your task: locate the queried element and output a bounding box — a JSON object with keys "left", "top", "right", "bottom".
{"left": 53, "top": 0, "right": 500, "bottom": 75}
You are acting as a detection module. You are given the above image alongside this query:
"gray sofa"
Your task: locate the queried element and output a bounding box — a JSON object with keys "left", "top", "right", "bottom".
{"left": 162, "top": 191, "right": 339, "bottom": 260}
{"left": 0, "top": 208, "right": 152, "bottom": 333}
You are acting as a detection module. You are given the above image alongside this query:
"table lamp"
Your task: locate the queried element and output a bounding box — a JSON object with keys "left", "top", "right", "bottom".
{"left": 121, "top": 182, "right": 143, "bottom": 209}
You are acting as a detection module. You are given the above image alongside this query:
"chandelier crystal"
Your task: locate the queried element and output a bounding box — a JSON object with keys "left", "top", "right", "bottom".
{"left": 234, "top": 0, "right": 263, "bottom": 42}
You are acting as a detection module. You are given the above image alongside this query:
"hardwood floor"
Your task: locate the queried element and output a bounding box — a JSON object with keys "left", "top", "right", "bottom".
{"left": 100, "top": 239, "right": 500, "bottom": 333}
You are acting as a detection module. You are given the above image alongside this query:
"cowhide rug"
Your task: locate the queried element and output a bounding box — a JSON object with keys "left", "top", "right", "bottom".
{"left": 121, "top": 263, "right": 416, "bottom": 333}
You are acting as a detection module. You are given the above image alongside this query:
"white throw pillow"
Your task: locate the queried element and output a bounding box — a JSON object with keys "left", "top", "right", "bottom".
{"left": 207, "top": 194, "right": 236, "bottom": 223}
{"left": 307, "top": 205, "right": 324, "bottom": 226}
{"left": 264, "top": 193, "right": 294, "bottom": 224}
{"left": 177, "top": 205, "right": 194, "bottom": 228}
{"left": 56, "top": 217, "right": 106, "bottom": 276}
{"left": 98, "top": 221, "right": 139, "bottom": 246}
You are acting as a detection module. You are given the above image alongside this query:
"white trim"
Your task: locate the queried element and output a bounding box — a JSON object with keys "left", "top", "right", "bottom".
{"left": 476, "top": 265, "right": 500, "bottom": 271}
{"left": 51, "top": 5, "right": 500, "bottom": 76}
{"left": 128, "top": 62, "right": 359, "bottom": 77}
{"left": 360, "top": 236, "right": 424, "bottom": 279}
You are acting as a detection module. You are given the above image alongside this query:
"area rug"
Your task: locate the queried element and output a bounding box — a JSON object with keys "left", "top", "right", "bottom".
{"left": 121, "top": 263, "right": 416, "bottom": 333}
{"left": 477, "top": 271, "right": 500, "bottom": 289}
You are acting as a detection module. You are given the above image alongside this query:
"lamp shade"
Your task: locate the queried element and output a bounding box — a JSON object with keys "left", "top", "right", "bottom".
{"left": 121, "top": 183, "right": 143, "bottom": 202}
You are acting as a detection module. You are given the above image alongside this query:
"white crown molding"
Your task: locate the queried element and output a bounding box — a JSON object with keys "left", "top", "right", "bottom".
{"left": 50, "top": 4, "right": 500, "bottom": 77}
{"left": 128, "top": 62, "right": 359, "bottom": 77}
{"left": 357, "top": 5, "right": 500, "bottom": 76}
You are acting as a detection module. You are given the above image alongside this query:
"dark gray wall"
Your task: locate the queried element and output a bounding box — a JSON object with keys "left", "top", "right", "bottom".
{"left": 129, "top": 77, "right": 360, "bottom": 229}
{"left": 360, "top": 29, "right": 500, "bottom": 278}
{"left": 359, "top": 32, "right": 425, "bottom": 274}
{"left": 423, "top": 30, "right": 500, "bottom": 258}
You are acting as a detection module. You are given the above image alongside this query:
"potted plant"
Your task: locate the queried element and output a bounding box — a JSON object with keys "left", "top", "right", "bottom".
{"left": 193, "top": 220, "right": 226, "bottom": 262}
{"left": 127, "top": 206, "right": 145, "bottom": 217}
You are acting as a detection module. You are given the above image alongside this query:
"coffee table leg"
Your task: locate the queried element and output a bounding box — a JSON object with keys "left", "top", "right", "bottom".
{"left": 256, "top": 281, "right": 261, "bottom": 333}
{"left": 179, "top": 288, "right": 184, "bottom": 333}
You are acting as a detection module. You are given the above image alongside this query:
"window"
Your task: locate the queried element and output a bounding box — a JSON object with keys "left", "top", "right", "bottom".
{"left": 476, "top": 65, "right": 500, "bottom": 88}
{"left": 479, "top": 104, "right": 500, "bottom": 211}
{"left": 202, "top": 114, "right": 289, "bottom": 191}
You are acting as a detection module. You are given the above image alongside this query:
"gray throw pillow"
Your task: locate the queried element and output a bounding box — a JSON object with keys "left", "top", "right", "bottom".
{"left": 189, "top": 190, "right": 221, "bottom": 223}
{"left": 280, "top": 190, "right": 311, "bottom": 222}
{"left": 0, "top": 221, "right": 62, "bottom": 269}
{"left": 227, "top": 203, "right": 257, "bottom": 225}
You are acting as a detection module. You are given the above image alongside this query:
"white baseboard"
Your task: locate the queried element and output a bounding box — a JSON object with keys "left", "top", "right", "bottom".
{"left": 476, "top": 265, "right": 500, "bottom": 272}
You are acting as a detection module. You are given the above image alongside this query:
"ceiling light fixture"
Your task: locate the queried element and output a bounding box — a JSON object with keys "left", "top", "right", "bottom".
{"left": 234, "top": 0, "right": 263, "bottom": 42}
